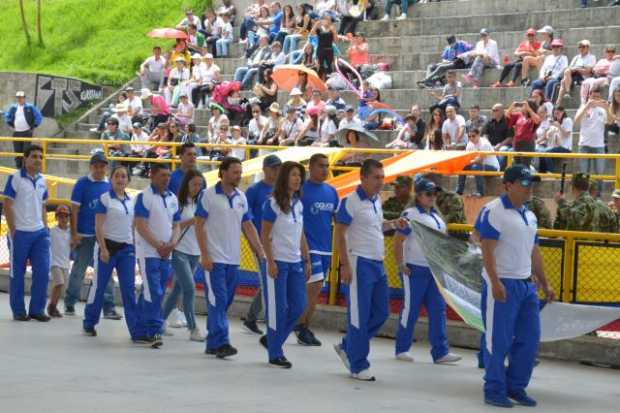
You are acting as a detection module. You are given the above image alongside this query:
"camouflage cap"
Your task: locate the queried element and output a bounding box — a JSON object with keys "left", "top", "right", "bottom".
{"left": 572, "top": 172, "right": 590, "bottom": 188}
{"left": 612, "top": 189, "right": 620, "bottom": 199}
{"left": 394, "top": 175, "right": 413, "bottom": 187}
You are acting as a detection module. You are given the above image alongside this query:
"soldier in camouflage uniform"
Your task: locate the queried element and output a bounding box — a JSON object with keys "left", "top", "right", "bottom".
{"left": 590, "top": 179, "right": 618, "bottom": 233}
{"left": 435, "top": 189, "right": 467, "bottom": 224}
{"left": 528, "top": 186, "right": 552, "bottom": 229}
{"left": 383, "top": 176, "right": 413, "bottom": 220}
{"left": 609, "top": 189, "right": 620, "bottom": 231}
{"left": 553, "top": 173, "right": 615, "bottom": 232}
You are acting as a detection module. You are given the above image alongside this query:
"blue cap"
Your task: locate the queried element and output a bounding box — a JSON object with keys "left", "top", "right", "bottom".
{"left": 263, "top": 154, "right": 282, "bottom": 168}
{"left": 503, "top": 164, "right": 541, "bottom": 187}
{"left": 415, "top": 178, "right": 438, "bottom": 193}
{"left": 90, "top": 152, "right": 108, "bottom": 165}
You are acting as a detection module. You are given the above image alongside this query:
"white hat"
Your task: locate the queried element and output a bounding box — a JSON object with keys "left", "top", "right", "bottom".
{"left": 192, "top": 53, "right": 202, "bottom": 59}
{"left": 290, "top": 87, "right": 303, "bottom": 96}
{"left": 537, "top": 25, "right": 554, "bottom": 34}
{"left": 578, "top": 39, "right": 591, "bottom": 47}
{"left": 204, "top": 53, "right": 214, "bottom": 59}
{"left": 113, "top": 103, "right": 128, "bottom": 113}
{"left": 15, "top": 91, "right": 26, "bottom": 97}
{"left": 175, "top": 56, "right": 186, "bottom": 63}
{"left": 140, "top": 88, "right": 152, "bottom": 99}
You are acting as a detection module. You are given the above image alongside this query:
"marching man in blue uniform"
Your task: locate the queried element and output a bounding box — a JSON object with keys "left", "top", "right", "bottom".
{"left": 333, "top": 159, "right": 408, "bottom": 381}
{"left": 3, "top": 144, "right": 51, "bottom": 321}
{"left": 477, "top": 165, "right": 555, "bottom": 408}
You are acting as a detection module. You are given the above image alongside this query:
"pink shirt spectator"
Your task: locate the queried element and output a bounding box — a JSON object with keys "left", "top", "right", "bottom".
{"left": 150, "top": 95, "right": 170, "bottom": 116}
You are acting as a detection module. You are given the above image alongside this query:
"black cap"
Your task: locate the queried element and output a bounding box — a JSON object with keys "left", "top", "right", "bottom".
{"left": 446, "top": 35, "right": 456, "bottom": 45}
{"left": 503, "top": 165, "right": 541, "bottom": 187}
{"left": 415, "top": 178, "right": 438, "bottom": 193}
{"left": 90, "top": 152, "right": 108, "bottom": 165}
{"left": 263, "top": 154, "right": 282, "bottom": 168}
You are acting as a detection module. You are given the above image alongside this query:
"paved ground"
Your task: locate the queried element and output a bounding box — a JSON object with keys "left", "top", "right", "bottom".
{"left": 0, "top": 293, "right": 618, "bottom": 413}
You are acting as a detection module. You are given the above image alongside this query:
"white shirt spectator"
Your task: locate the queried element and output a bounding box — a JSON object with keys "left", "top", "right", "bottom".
{"left": 176, "top": 101, "right": 195, "bottom": 122}
{"left": 558, "top": 117, "right": 574, "bottom": 150}
{"left": 3, "top": 169, "right": 48, "bottom": 232}
{"left": 14, "top": 105, "right": 30, "bottom": 132}
{"left": 195, "top": 182, "right": 252, "bottom": 265}
{"left": 249, "top": 115, "right": 268, "bottom": 140}
{"left": 50, "top": 226, "right": 71, "bottom": 269}
{"left": 220, "top": 21, "right": 233, "bottom": 41}
{"left": 134, "top": 186, "right": 180, "bottom": 258}
{"left": 466, "top": 136, "right": 499, "bottom": 169}
{"left": 142, "top": 56, "right": 166, "bottom": 76}
{"left": 339, "top": 116, "right": 364, "bottom": 130}
{"left": 442, "top": 114, "right": 468, "bottom": 146}
{"left": 95, "top": 191, "right": 135, "bottom": 245}
{"left": 280, "top": 117, "right": 303, "bottom": 143}
{"left": 318, "top": 118, "right": 337, "bottom": 144}
{"left": 578, "top": 106, "right": 607, "bottom": 148}
{"left": 178, "top": 14, "right": 203, "bottom": 30}
{"left": 475, "top": 39, "right": 500, "bottom": 65}
{"left": 174, "top": 199, "right": 200, "bottom": 256}
{"left": 263, "top": 197, "right": 304, "bottom": 263}
{"left": 569, "top": 53, "right": 597, "bottom": 70}
{"left": 315, "top": 0, "right": 336, "bottom": 16}
{"left": 227, "top": 135, "right": 247, "bottom": 160}
{"left": 539, "top": 54, "right": 569, "bottom": 79}
{"left": 131, "top": 129, "right": 150, "bottom": 152}
{"left": 169, "top": 67, "right": 191, "bottom": 83}
{"left": 117, "top": 114, "right": 132, "bottom": 135}
{"left": 127, "top": 96, "right": 143, "bottom": 117}
{"left": 398, "top": 206, "right": 446, "bottom": 267}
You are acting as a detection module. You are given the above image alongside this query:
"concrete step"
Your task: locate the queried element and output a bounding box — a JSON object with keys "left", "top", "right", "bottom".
{"left": 412, "top": 0, "right": 607, "bottom": 18}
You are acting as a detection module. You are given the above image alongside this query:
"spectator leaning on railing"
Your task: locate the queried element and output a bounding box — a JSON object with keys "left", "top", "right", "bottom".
{"left": 3, "top": 91, "right": 42, "bottom": 168}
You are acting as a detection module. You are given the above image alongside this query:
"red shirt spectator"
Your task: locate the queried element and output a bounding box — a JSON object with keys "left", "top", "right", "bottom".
{"left": 509, "top": 110, "right": 540, "bottom": 145}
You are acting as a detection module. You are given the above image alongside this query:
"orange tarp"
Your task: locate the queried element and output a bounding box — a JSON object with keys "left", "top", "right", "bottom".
{"left": 328, "top": 150, "right": 478, "bottom": 197}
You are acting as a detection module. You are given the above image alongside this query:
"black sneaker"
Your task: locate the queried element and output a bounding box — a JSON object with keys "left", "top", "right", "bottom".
{"left": 103, "top": 310, "right": 122, "bottom": 320}
{"left": 216, "top": 344, "right": 238, "bottom": 359}
{"left": 83, "top": 327, "right": 97, "bottom": 336}
{"left": 243, "top": 320, "right": 263, "bottom": 335}
{"left": 30, "top": 313, "right": 51, "bottom": 322}
{"left": 259, "top": 335, "right": 268, "bottom": 350}
{"left": 133, "top": 336, "right": 163, "bottom": 348}
{"left": 269, "top": 356, "right": 292, "bottom": 369}
{"left": 306, "top": 329, "right": 322, "bottom": 346}
{"left": 297, "top": 327, "right": 314, "bottom": 346}
{"left": 64, "top": 306, "right": 76, "bottom": 316}
{"left": 521, "top": 78, "right": 531, "bottom": 87}
{"left": 13, "top": 314, "right": 30, "bottom": 321}
{"left": 205, "top": 348, "right": 217, "bottom": 356}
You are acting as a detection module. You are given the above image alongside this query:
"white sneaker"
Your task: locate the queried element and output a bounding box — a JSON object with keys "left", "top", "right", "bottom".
{"left": 333, "top": 343, "right": 350, "bottom": 371}
{"left": 381, "top": 14, "right": 390, "bottom": 21}
{"left": 351, "top": 369, "right": 376, "bottom": 381}
{"left": 162, "top": 322, "right": 174, "bottom": 337}
{"left": 396, "top": 352, "right": 414, "bottom": 362}
{"left": 397, "top": 13, "right": 407, "bottom": 20}
{"left": 168, "top": 309, "right": 186, "bottom": 328}
{"left": 435, "top": 353, "right": 462, "bottom": 364}
{"left": 189, "top": 328, "right": 205, "bottom": 342}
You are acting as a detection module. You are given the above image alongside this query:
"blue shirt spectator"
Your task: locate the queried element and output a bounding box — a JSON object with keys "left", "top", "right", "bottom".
{"left": 301, "top": 180, "right": 339, "bottom": 254}
{"left": 70, "top": 175, "right": 111, "bottom": 236}
{"left": 441, "top": 40, "right": 473, "bottom": 62}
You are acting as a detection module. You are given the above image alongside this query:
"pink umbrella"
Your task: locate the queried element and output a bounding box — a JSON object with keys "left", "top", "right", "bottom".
{"left": 147, "top": 28, "right": 188, "bottom": 40}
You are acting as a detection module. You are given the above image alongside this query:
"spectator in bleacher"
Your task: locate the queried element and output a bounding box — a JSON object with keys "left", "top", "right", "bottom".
{"left": 313, "top": 105, "right": 339, "bottom": 146}
{"left": 216, "top": 13, "right": 234, "bottom": 57}
{"left": 286, "top": 87, "right": 307, "bottom": 118}
{"left": 187, "top": 24, "right": 206, "bottom": 55}
{"left": 248, "top": 103, "right": 267, "bottom": 143}
{"left": 169, "top": 39, "right": 192, "bottom": 67}
{"left": 482, "top": 103, "right": 514, "bottom": 149}
{"left": 345, "top": 32, "right": 369, "bottom": 77}
{"left": 423, "top": 108, "right": 445, "bottom": 149}
{"left": 534, "top": 104, "right": 553, "bottom": 151}
{"left": 386, "top": 114, "right": 421, "bottom": 149}
{"left": 217, "top": 0, "right": 237, "bottom": 24}
{"left": 506, "top": 99, "right": 541, "bottom": 167}
{"left": 295, "top": 42, "right": 318, "bottom": 70}
{"left": 180, "top": 123, "right": 201, "bottom": 145}
{"left": 537, "top": 106, "right": 573, "bottom": 173}
{"left": 141, "top": 88, "right": 170, "bottom": 128}
{"left": 283, "top": 5, "right": 312, "bottom": 55}
{"left": 575, "top": 87, "right": 609, "bottom": 195}
{"left": 442, "top": 105, "right": 468, "bottom": 150}
{"left": 175, "top": 93, "right": 195, "bottom": 129}
{"left": 315, "top": 0, "right": 337, "bottom": 18}
{"left": 206, "top": 10, "right": 225, "bottom": 57}
{"left": 139, "top": 46, "right": 166, "bottom": 92}
{"left": 235, "top": 34, "right": 272, "bottom": 89}
{"left": 191, "top": 53, "right": 220, "bottom": 108}
{"left": 101, "top": 117, "right": 129, "bottom": 143}
{"left": 167, "top": 119, "right": 182, "bottom": 143}
{"left": 207, "top": 104, "right": 225, "bottom": 142}
{"left": 201, "top": 8, "right": 218, "bottom": 43}
{"left": 456, "top": 128, "right": 499, "bottom": 197}
{"left": 429, "top": 70, "right": 462, "bottom": 114}
{"left": 165, "top": 57, "right": 191, "bottom": 107}
{"left": 311, "top": 15, "right": 340, "bottom": 80}
{"left": 382, "top": 0, "right": 411, "bottom": 21}
{"left": 326, "top": 87, "right": 346, "bottom": 110}
{"left": 335, "top": 0, "right": 358, "bottom": 35}
{"left": 129, "top": 122, "right": 150, "bottom": 172}
{"left": 580, "top": 46, "right": 618, "bottom": 106}
{"left": 177, "top": 8, "right": 203, "bottom": 31}
{"left": 279, "top": 105, "right": 305, "bottom": 145}
{"left": 493, "top": 28, "right": 541, "bottom": 88}
{"left": 114, "top": 104, "right": 133, "bottom": 136}
{"left": 530, "top": 89, "right": 554, "bottom": 118}
{"left": 607, "top": 87, "right": 620, "bottom": 143}
{"left": 339, "top": 105, "right": 363, "bottom": 130}
{"left": 4, "top": 91, "right": 43, "bottom": 168}
{"left": 125, "top": 87, "right": 143, "bottom": 123}
{"left": 91, "top": 92, "right": 128, "bottom": 135}
{"left": 418, "top": 35, "right": 473, "bottom": 88}
{"left": 258, "top": 103, "right": 284, "bottom": 145}
{"left": 462, "top": 28, "right": 500, "bottom": 89}
{"left": 227, "top": 125, "right": 248, "bottom": 160}
{"left": 261, "top": 41, "right": 287, "bottom": 79}
{"left": 268, "top": 2, "right": 284, "bottom": 42}
{"left": 521, "top": 26, "right": 554, "bottom": 86}
{"left": 556, "top": 40, "right": 597, "bottom": 106}
{"left": 255, "top": 67, "right": 279, "bottom": 112}
{"left": 465, "top": 105, "right": 488, "bottom": 135}
{"left": 307, "top": 89, "right": 326, "bottom": 114}
{"left": 296, "top": 108, "right": 321, "bottom": 146}
{"left": 530, "top": 38, "right": 568, "bottom": 101}
{"left": 239, "top": 0, "right": 265, "bottom": 45}
{"left": 275, "top": 5, "right": 296, "bottom": 46}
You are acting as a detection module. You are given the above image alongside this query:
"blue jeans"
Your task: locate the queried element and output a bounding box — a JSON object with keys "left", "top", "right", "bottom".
{"left": 64, "top": 236, "right": 115, "bottom": 313}
{"left": 538, "top": 146, "right": 570, "bottom": 173}
{"left": 239, "top": 16, "right": 256, "bottom": 40}
{"left": 162, "top": 250, "right": 199, "bottom": 330}
{"left": 289, "top": 50, "right": 304, "bottom": 64}
{"left": 579, "top": 145, "right": 605, "bottom": 194}
{"left": 383, "top": 0, "right": 414, "bottom": 15}
{"left": 216, "top": 38, "right": 232, "bottom": 57}
{"left": 531, "top": 76, "right": 561, "bottom": 101}
{"left": 456, "top": 163, "right": 498, "bottom": 195}
{"left": 283, "top": 34, "right": 302, "bottom": 55}
{"left": 234, "top": 67, "right": 258, "bottom": 89}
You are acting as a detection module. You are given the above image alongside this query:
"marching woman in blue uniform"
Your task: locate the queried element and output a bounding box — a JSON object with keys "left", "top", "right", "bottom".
{"left": 393, "top": 178, "right": 462, "bottom": 364}
{"left": 260, "top": 161, "right": 312, "bottom": 368}
{"left": 477, "top": 165, "right": 555, "bottom": 408}
{"left": 83, "top": 166, "right": 137, "bottom": 338}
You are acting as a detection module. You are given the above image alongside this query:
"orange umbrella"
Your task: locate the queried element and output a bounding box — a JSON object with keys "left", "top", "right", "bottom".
{"left": 147, "top": 28, "right": 188, "bottom": 40}
{"left": 272, "top": 65, "right": 327, "bottom": 93}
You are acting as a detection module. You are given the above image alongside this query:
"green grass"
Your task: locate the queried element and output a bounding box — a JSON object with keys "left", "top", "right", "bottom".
{"left": 0, "top": 0, "right": 211, "bottom": 86}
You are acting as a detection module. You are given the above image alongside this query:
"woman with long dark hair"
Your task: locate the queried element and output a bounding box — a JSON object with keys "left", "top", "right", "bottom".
{"left": 255, "top": 67, "right": 279, "bottom": 112}
{"left": 311, "top": 15, "right": 339, "bottom": 80}
{"left": 162, "top": 169, "right": 205, "bottom": 341}
{"left": 260, "top": 161, "right": 311, "bottom": 368}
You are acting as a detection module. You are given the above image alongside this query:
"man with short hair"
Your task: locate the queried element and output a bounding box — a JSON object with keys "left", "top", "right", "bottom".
{"left": 296, "top": 153, "right": 339, "bottom": 346}
{"left": 187, "top": 24, "right": 206, "bottom": 54}
{"left": 64, "top": 153, "right": 119, "bottom": 318}
{"left": 196, "top": 157, "right": 265, "bottom": 358}
{"left": 442, "top": 106, "right": 468, "bottom": 150}
{"left": 418, "top": 35, "right": 473, "bottom": 88}
{"left": 177, "top": 8, "right": 203, "bottom": 31}
{"left": 169, "top": 143, "right": 201, "bottom": 195}
{"left": 466, "top": 105, "right": 488, "bottom": 135}
{"left": 234, "top": 34, "right": 272, "bottom": 89}
{"left": 140, "top": 47, "right": 166, "bottom": 91}
{"left": 339, "top": 106, "right": 363, "bottom": 130}
{"left": 243, "top": 155, "right": 282, "bottom": 334}
{"left": 482, "top": 103, "right": 514, "bottom": 149}
{"left": 3, "top": 145, "right": 50, "bottom": 321}
{"left": 4, "top": 91, "right": 43, "bottom": 168}
{"left": 556, "top": 39, "right": 596, "bottom": 105}
{"left": 478, "top": 165, "right": 555, "bottom": 408}
{"left": 133, "top": 163, "right": 181, "bottom": 347}
{"left": 554, "top": 173, "right": 608, "bottom": 232}
{"left": 333, "top": 159, "right": 408, "bottom": 381}
{"left": 141, "top": 88, "right": 170, "bottom": 126}
{"left": 383, "top": 176, "right": 413, "bottom": 220}
{"left": 456, "top": 128, "right": 499, "bottom": 197}
{"left": 125, "top": 87, "right": 144, "bottom": 123}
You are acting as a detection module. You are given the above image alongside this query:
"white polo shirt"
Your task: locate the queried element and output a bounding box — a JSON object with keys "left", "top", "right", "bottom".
{"left": 174, "top": 199, "right": 200, "bottom": 256}
{"left": 195, "top": 182, "right": 251, "bottom": 265}
{"left": 134, "top": 185, "right": 180, "bottom": 259}
{"left": 50, "top": 226, "right": 71, "bottom": 269}
{"left": 3, "top": 169, "right": 48, "bottom": 232}
{"left": 398, "top": 206, "right": 446, "bottom": 267}
{"left": 578, "top": 106, "right": 607, "bottom": 148}
{"left": 335, "top": 186, "right": 384, "bottom": 261}
{"left": 477, "top": 194, "right": 538, "bottom": 280}
{"left": 95, "top": 190, "right": 135, "bottom": 245}
{"left": 263, "top": 197, "right": 304, "bottom": 263}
